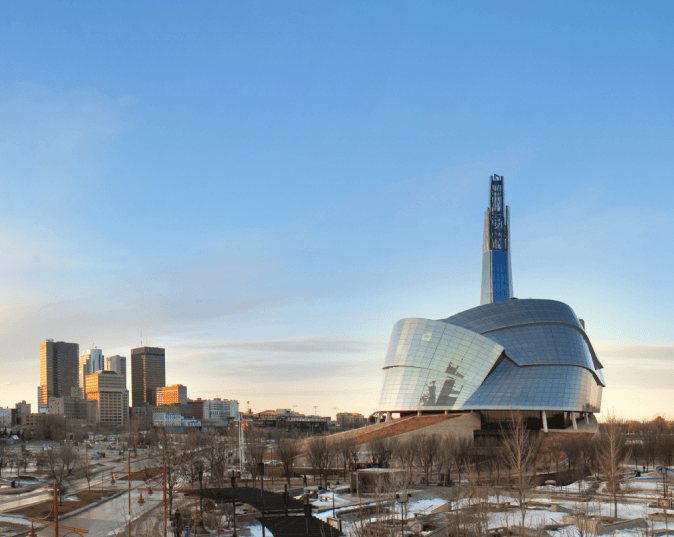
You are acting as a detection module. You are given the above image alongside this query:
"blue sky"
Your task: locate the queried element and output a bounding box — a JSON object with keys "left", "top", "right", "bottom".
{"left": 0, "top": 2, "right": 672, "bottom": 420}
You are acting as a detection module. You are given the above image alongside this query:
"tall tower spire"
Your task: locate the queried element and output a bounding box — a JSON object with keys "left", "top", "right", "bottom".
{"left": 480, "top": 174, "right": 513, "bottom": 304}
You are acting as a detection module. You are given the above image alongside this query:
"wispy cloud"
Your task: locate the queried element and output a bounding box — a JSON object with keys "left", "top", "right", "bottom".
{"left": 595, "top": 343, "right": 674, "bottom": 362}
{"left": 175, "top": 336, "right": 384, "bottom": 355}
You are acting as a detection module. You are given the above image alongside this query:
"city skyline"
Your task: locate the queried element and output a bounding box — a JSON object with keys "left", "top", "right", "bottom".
{"left": 0, "top": 3, "right": 672, "bottom": 420}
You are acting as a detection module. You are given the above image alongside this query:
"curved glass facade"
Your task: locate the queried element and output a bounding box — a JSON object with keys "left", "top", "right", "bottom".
{"left": 377, "top": 299, "right": 604, "bottom": 414}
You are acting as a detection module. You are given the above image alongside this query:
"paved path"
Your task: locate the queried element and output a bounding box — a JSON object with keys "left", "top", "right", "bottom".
{"left": 0, "top": 452, "right": 156, "bottom": 513}
{"left": 33, "top": 479, "right": 162, "bottom": 536}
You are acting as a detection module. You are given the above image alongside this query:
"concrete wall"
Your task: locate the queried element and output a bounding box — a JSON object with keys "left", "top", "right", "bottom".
{"left": 394, "top": 412, "right": 481, "bottom": 442}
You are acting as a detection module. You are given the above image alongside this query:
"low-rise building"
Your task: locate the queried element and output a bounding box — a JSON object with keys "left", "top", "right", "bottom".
{"left": 188, "top": 398, "right": 238, "bottom": 427}
{"left": 209, "top": 398, "right": 239, "bottom": 419}
{"left": 154, "top": 404, "right": 193, "bottom": 419}
{"left": 21, "top": 413, "right": 48, "bottom": 427}
{"left": 130, "top": 404, "right": 154, "bottom": 429}
{"left": 251, "top": 408, "right": 331, "bottom": 431}
{"left": 49, "top": 396, "right": 97, "bottom": 426}
{"left": 190, "top": 398, "right": 208, "bottom": 420}
{"left": 156, "top": 384, "right": 187, "bottom": 406}
{"left": 336, "top": 412, "right": 368, "bottom": 429}
{"left": 181, "top": 418, "right": 201, "bottom": 427}
{"left": 0, "top": 408, "right": 12, "bottom": 428}
{"left": 15, "top": 401, "right": 31, "bottom": 415}
{"left": 153, "top": 412, "right": 182, "bottom": 427}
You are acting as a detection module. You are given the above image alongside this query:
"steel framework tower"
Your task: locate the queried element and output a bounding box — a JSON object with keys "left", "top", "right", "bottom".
{"left": 480, "top": 174, "right": 513, "bottom": 304}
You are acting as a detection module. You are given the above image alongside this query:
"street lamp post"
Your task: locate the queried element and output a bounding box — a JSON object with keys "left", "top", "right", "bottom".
{"left": 198, "top": 463, "right": 204, "bottom": 529}
{"left": 327, "top": 481, "right": 340, "bottom": 518}
{"left": 395, "top": 493, "right": 411, "bottom": 537}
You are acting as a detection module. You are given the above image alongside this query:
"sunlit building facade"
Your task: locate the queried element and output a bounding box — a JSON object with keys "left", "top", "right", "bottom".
{"left": 86, "top": 370, "right": 129, "bottom": 426}
{"left": 38, "top": 340, "right": 79, "bottom": 410}
{"left": 156, "top": 384, "right": 187, "bottom": 406}
{"left": 79, "top": 348, "right": 105, "bottom": 396}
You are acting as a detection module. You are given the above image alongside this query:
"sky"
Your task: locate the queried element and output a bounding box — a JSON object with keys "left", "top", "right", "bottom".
{"left": 0, "top": 2, "right": 672, "bottom": 421}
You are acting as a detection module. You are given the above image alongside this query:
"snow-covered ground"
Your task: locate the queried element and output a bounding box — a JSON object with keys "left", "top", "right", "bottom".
{"left": 0, "top": 514, "right": 30, "bottom": 526}
{"left": 309, "top": 479, "right": 674, "bottom": 537}
{"left": 247, "top": 522, "right": 274, "bottom": 537}
{"left": 406, "top": 498, "right": 449, "bottom": 515}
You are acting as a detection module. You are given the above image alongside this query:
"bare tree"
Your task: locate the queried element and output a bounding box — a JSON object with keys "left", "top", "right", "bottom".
{"left": 658, "top": 433, "right": 674, "bottom": 469}
{"left": 415, "top": 434, "right": 440, "bottom": 484}
{"left": 203, "top": 431, "right": 228, "bottom": 487}
{"left": 307, "top": 436, "right": 335, "bottom": 487}
{"left": 598, "top": 411, "right": 628, "bottom": 519}
{"left": 34, "top": 450, "right": 48, "bottom": 472}
{"left": 80, "top": 445, "right": 94, "bottom": 491}
{"left": 336, "top": 438, "right": 359, "bottom": 480}
{"left": 393, "top": 437, "right": 416, "bottom": 468}
{"left": 0, "top": 443, "right": 7, "bottom": 478}
{"left": 369, "top": 437, "right": 395, "bottom": 468}
{"left": 18, "top": 450, "right": 31, "bottom": 475}
{"left": 161, "top": 429, "right": 182, "bottom": 517}
{"left": 6, "top": 451, "right": 18, "bottom": 477}
{"left": 631, "top": 436, "right": 643, "bottom": 471}
{"left": 124, "top": 418, "right": 142, "bottom": 456}
{"left": 36, "top": 415, "right": 66, "bottom": 442}
{"left": 562, "top": 437, "right": 583, "bottom": 471}
{"left": 501, "top": 413, "right": 536, "bottom": 534}
{"left": 642, "top": 423, "right": 659, "bottom": 471}
{"left": 392, "top": 437, "right": 417, "bottom": 489}
{"left": 580, "top": 436, "right": 599, "bottom": 478}
{"left": 244, "top": 430, "right": 266, "bottom": 488}
{"left": 450, "top": 436, "right": 472, "bottom": 485}
{"left": 653, "top": 414, "right": 670, "bottom": 435}
{"left": 461, "top": 471, "right": 492, "bottom": 536}
{"left": 44, "top": 444, "right": 80, "bottom": 505}
{"left": 276, "top": 434, "right": 299, "bottom": 484}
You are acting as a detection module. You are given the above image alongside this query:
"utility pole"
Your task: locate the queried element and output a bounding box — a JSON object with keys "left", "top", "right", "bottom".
{"left": 163, "top": 460, "right": 167, "bottom": 537}
{"left": 54, "top": 483, "right": 59, "bottom": 537}
{"left": 128, "top": 450, "right": 131, "bottom": 537}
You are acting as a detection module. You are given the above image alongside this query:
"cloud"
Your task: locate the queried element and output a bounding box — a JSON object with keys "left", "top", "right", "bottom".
{"left": 594, "top": 342, "right": 674, "bottom": 363}
{"left": 174, "top": 336, "right": 384, "bottom": 355}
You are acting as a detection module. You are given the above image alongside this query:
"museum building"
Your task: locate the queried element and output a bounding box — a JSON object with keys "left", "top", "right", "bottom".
{"left": 376, "top": 175, "right": 604, "bottom": 432}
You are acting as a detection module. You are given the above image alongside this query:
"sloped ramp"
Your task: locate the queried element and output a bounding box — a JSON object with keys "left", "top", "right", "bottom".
{"left": 331, "top": 414, "right": 464, "bottom": 447}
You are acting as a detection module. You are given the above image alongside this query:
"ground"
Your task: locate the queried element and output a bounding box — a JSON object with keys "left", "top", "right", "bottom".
{"left": 6, "top": 489, "right": 116, "bottom": 518}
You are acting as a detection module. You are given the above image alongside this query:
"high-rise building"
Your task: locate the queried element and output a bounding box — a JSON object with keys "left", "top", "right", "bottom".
{"left": 79, "top": 348, "right": 105, "bottom": 395}
{"left": 480, "top": 174, "right": 513, "bottom": 305}
{"left": 130, "top": 347, "right": 166, "bottom": 407}
{"left": 39, "top": 340, "right": 79, "bottom": 410}
{"left": 106, "top": 355, "right": 127, "bottom": 388}
{"left": 156, "top": 384, "right": 187, "bottom": 406}
{"left": 85, "top": 370, "right": 129, "bottom": 426}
